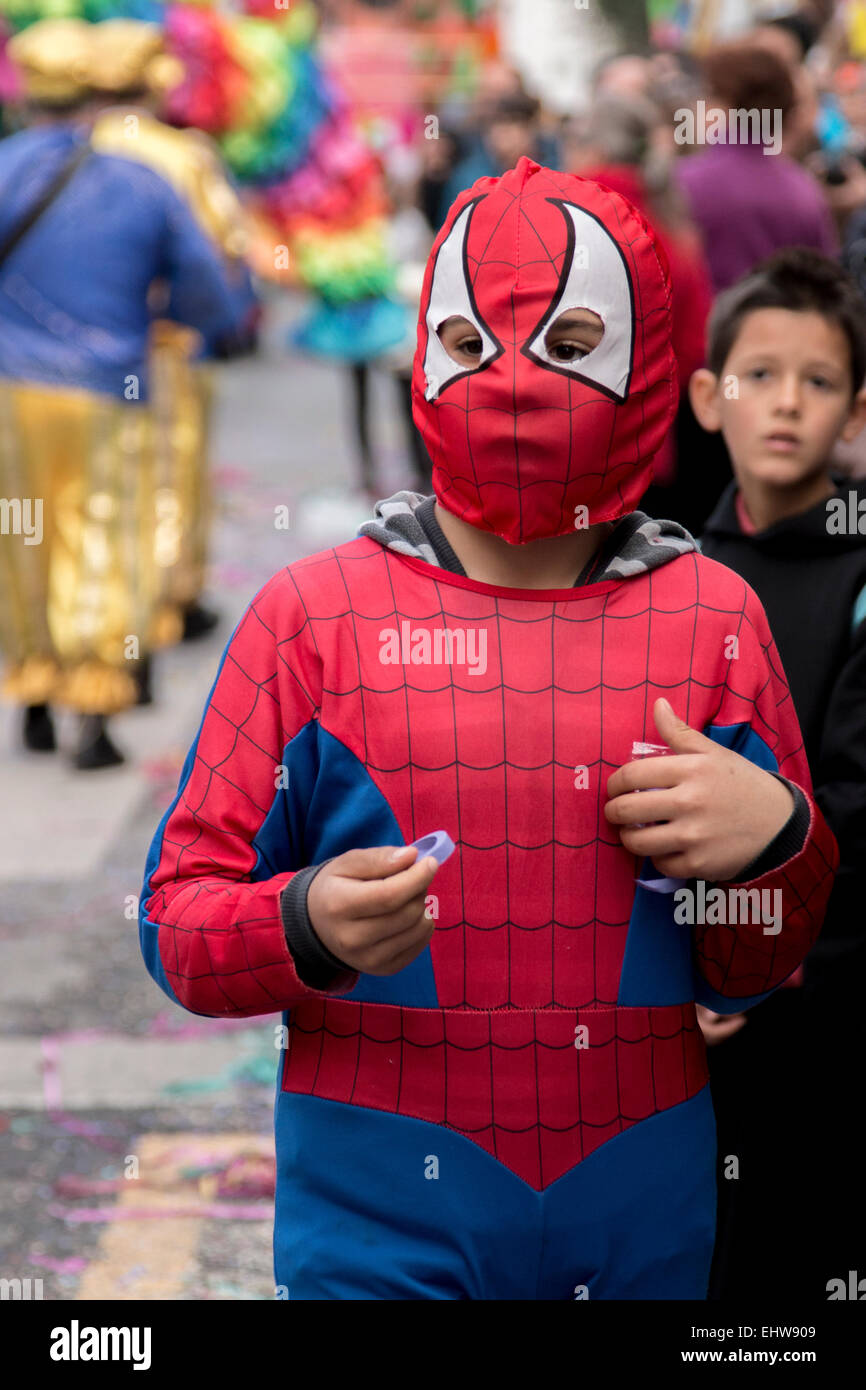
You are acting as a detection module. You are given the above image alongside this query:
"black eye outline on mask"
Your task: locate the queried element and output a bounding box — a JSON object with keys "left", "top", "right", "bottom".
{"left": 520, "top": 198, "right": 636, "bottom": 403}
{"left": 422, "top": 193, "right": 504, "bottom": 402}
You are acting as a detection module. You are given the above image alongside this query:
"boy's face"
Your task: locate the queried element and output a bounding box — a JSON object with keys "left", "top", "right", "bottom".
{"left": 690, "top": 308, "right": 866, "bottom": 489}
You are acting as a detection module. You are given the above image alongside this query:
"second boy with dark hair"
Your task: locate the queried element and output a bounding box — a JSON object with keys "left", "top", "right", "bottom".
{"left": 692, "top": 246, "right": 866, "bottom": 1300}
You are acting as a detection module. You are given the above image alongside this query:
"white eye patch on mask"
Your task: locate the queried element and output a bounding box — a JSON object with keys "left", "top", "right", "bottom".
{"left": 422, "top": 197, "right": 501, "bottom": 402}
{"left": 523, "top": 199, "right": 634, "bottom": 401}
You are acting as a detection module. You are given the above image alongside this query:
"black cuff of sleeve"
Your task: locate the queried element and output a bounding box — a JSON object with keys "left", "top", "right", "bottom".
{"left": 727, "top": 777, "right": 811, "bottom": 883}
{"left": 280, "top": 862, "right": 353, "bottom": 991}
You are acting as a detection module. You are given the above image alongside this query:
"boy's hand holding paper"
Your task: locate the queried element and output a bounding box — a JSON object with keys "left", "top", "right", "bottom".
{"left": 605, "top": 697, "right": 795, "bottom": 882}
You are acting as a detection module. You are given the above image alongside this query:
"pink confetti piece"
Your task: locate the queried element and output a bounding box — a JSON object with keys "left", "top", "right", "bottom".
{"left": 140, "top": 755, "right": 184, "bottom": 785}
{"left": 28, "top": 1254, "right": 88, "bottom": 1275}
{"left": 210, "top": 465, "right": 252, "bottom": 488}
{"left": 145, "top": 1011, "right": 260, "bottom": 1039}
{"left": 44, "top": 1027, "right": 115, "bottom": 1046}
{"left": 212, "top": 563, "right": 254, "bottom": 588}
{"left": 47, "top": 1202, "right": 274, "bottom": 1222}
{"left": 50, "top": 1115, "right": 122, "bottom": 1146}
{"left": 40, "top": 1037, "right": 63, "bottom": 1112}
{"left": 54, "top": 1176, "right": 121, "bottom": 1198}
{"left": 40, "top": 1036, "right": 126, "bottom": 1152}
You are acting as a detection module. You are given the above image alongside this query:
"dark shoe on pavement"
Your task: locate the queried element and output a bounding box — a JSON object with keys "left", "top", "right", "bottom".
{"left": 73, "top": 715, "right": 125, "bottom": 770}
{"left": 134, "top": 656, "right": 153, "bottom": 706}
{"left": 23, "top": 703, "right": 56, "bottom": 752}
{"left": 182, "top": 601, "right": 220, "bottom": 642}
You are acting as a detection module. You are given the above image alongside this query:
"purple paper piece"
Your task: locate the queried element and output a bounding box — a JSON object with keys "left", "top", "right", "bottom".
{"left": 409, "top": 831, "right": 455, "bottom": 865}
{"left": 636, "top": 876, "right": 688, "bottom": 895}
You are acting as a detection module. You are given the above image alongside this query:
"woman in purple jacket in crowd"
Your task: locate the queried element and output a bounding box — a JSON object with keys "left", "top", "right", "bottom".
{"left": 652, "top": 40, "right": 839, "bottom": 535}
{"left": 677, "top": 41, "right": 838, "bottom": 293}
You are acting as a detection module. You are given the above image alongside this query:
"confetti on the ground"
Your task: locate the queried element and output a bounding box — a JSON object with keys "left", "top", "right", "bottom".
{"left": 48, "top": 1202, "right": 274, "bottom": 1222}
{"left": 28, "top": 1253, "right": 89, "bottom": 1274}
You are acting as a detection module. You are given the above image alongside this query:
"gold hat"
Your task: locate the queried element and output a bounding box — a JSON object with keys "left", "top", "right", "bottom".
{"left": 86, "top": 19, "right": 169, "bottom": 96}
{"left": 7, "top": 19, "right": 93, "bottom": 106}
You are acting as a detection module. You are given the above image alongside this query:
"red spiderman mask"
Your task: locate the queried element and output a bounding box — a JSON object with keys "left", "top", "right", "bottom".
{"left": 412, "top": 156, "right": 678, "bottom": 544}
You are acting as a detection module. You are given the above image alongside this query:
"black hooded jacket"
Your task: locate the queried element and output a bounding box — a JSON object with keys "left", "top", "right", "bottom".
{"left": 702, "top": 478, "right": 866, "bottom": 1003}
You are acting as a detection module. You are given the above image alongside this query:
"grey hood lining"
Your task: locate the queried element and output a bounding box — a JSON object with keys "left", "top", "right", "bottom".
{"left": 357, "top": 491, "right": 697, "bottom": 585}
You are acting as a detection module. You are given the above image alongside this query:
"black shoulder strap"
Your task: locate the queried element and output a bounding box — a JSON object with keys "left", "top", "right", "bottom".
{"left": 0, "top": 140, "right": 91, "bottom": 270}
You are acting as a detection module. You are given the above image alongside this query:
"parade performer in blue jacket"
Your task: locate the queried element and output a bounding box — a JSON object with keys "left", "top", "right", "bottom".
{"left": 0, "top": 17, "right": 253, "bottom": 767}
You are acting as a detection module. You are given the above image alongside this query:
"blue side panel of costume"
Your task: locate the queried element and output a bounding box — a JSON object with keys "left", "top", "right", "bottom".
{"left": 618, "top": 871, "right": 694, "bottom": 1006}
{"left": 618, "top": 722, "right": 782, "bottom": 1012}
{"left": 251, "top": 721, "right": 438, "bottom": 1007}
{"left": 704, "top": 721, "right": 780, "bottom": 769}
{"left": 696, "top": 723, "right": 783, "bottom": 1011}
{"left": 272, "top": 1087, "right": 716, "bottom": 1299}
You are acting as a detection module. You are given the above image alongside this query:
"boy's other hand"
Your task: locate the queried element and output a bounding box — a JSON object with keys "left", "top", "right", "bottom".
{"left": 696, "top": 1004, "right": 748, "bottom": 1046}
{"left": 307, "top": 845, "right": 440, "bottom": 976}
{"left": 604, "top": 698, "right": 795, "bottom": 882}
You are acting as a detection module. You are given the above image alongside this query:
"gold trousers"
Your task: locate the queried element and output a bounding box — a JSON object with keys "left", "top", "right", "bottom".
{"left": 0, "top": 336, "right": 214, "bottom": 714}
{"left": 0, "top": 380, "right": 161, "bottom": 713}
{"left": 149, "top": 321, "right": 214, "bottom": 630}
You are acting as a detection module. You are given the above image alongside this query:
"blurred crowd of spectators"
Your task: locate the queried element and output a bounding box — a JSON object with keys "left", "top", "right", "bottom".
{"left": 381, "top": 5, "right": 866, "bottom": 530}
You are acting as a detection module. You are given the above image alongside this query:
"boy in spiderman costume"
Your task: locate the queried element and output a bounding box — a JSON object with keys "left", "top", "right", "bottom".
{"left": 140, "top": 158, "right": 837, "bottom": 1300}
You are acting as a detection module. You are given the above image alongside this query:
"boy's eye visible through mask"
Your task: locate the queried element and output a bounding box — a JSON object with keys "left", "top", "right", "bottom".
{"left": 437, "top": 315, "right": 485, "bottom": 365}
{"left": 544, "top": 309, "right": 605, "bottom": 363}
{"left": 438, "top": 308, "right": 604, "bottom": 369}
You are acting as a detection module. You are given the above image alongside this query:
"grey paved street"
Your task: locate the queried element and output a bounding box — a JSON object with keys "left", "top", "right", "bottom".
{"left": 0, "top": 292, "right": 416, "bottom": 1300}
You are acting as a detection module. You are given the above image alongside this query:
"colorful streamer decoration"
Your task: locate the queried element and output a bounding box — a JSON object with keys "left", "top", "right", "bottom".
{"left": 0, "top": 0, "right": 415, "bottom": 359}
